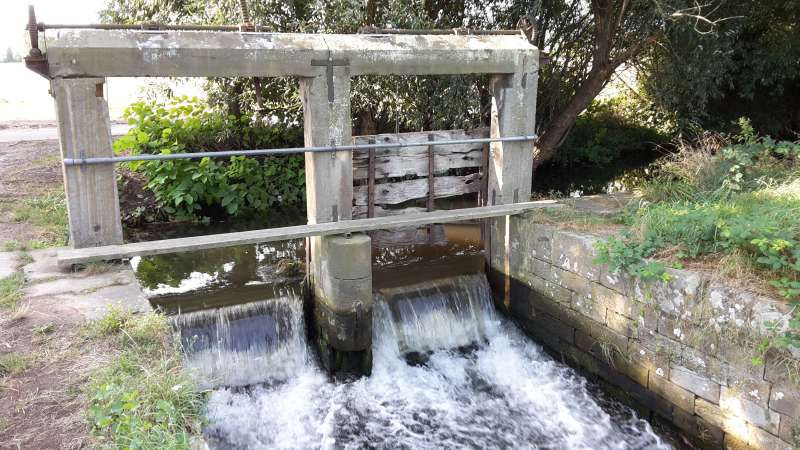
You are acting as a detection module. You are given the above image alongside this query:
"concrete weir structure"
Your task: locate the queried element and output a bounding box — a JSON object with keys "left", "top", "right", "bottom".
{"left": 38, "top": 28, "right": 540, "bottom": 373}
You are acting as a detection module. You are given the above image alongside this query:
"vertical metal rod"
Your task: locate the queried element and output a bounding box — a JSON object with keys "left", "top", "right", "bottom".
{"left": 367, "top": 137, "right": 376, "bottom": 219}
{"left": 426, "top": 133, "right": 435, "bottom": 212}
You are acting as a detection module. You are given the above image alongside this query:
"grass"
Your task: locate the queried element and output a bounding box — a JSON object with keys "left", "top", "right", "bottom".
{"left": 0, "top": 272, "right": 25, "bottom": 309}
{"left": 0, "top": 352, "right": 31, "bottom": 377}
{"left": 83, "top": 308, "right": 205, "bottom": 449}
{"left": 9, "top": 190, "right": 69, "bottom": 248}
{"left": 594, "top": 120, "right": 800, "bottom": 353}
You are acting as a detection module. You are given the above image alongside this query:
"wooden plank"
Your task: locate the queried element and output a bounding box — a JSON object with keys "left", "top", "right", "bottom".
{"left": 354, "top": 173, "right": 481, "bottom": 206}
{"left": 353, "top": 205, "right": 428, "bottom": 219}
{"left": 57, "top": 201, "right": 561, "bottom": 265}
{"left": 352, "top": 128, "right": 488, "bottom": 180}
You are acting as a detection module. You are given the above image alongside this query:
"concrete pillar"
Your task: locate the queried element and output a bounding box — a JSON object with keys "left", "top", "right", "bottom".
{"left": 300, "top": 66, "right": 372, "bottom": 373}
{"left": 485, "top": 56, "right": 538, "bottom": 310}
{"left": 52, "top": 78, "right": 123, "bottom": 248}
{"left": 312, "top": 234, "right": 373, "bottom": 374}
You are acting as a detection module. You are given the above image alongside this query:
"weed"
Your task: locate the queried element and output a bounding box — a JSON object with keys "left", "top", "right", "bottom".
{"left": 0, "top": 353, "right": 31, "bottom": 377}
{"left": 11, "top": 191, "right": 68, "bottom": 247}
{"left": 84, "top": 310, "right": 204, "bottom": 449}
{"left": 0, "top": 272, "right": 25, "bottom": 309}
{"left": 32, "top": 323, "right": 56, "bottom": 336}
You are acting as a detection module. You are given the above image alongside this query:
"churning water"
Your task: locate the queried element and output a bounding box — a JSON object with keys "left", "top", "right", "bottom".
{"left": 189, "top": 274, "right": 671, "bottom": 449}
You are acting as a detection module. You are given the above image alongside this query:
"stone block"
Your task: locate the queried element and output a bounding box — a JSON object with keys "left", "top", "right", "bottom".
{"left": 551, "top": 230, "right": 602, "bottom": 281}
{"left": 610, "top": 350, "right": 650, "bottom": 387}
{"left": 695, "top": 397, "right": 728, "bottom": 430}
{"left": 677, "top": 346, "right": 730, "bottom": 386}
{"left": 318, "top": 276, "right": 372, "bottom": 313}
{"left": 529, "top": 223, "right": 555, "bottom": 262}
{"left": 23, "top": 248, "right": 71, "bottom": 282}
{"left": 531, "top": 313, "right": 575, "bottom": 345}
{"left": 670, "top": 364, "right": 722, "bottom": 403}
{"left": 598, "top": 265, "right": 634, "bottom": 295}
{"left": 672, "top": 407, "right": 724, "bottom": 449}
{"left": 571, "top": 292, "right": 608, "bottom": 324}
{"left": 707, "top": 281, "right": 788, "bottom": 335}
{"left": 630, "top": 341, "right": 672, "bottom": 380}
{"left": 723, "top": 433, "right": 750, "bottom": 450}
{"left": 551, "top": 267, "right": 592, "bottom": 296}
{"left": 638, "top": 329, "right": 683, "bottom": 366}
{"left": 518, "top": 318, "right": 560, "bottom": 351}
{"left": 769, "top": 380, "right": 800, "bottom": 420}
{"left": 721, "top": 386, "right": 780, "bottom": 433}
{"left": 25, "top": 270, "right": 134, "bottom": 298}
{"left": 530, "top": 291, "right": 563, "bottom": 320}
{"left": 606, "top": 310, "right": 638, "bottom": 339}
{"left": 633, "top": 267, "right": 703, "bottom": 317}
{"left": 524, "top": 273, "right": 572, "bottom": 304}
{"left": 0, "top": 252, "right": 18, "bottom": 279}
{"left": 777, "top": 413, "right": 798, "bottom": 445}
{"left": 531, "top": 258, "right": 556, "bottom": 283}
{"left": 747, "top": 425, "right": 793, "bottom": 450}
{"left": 593, "top": 283, "right": 637, "bottom": 318}
{"left": 649, "top": 370, "right": 696, "bottom": 413}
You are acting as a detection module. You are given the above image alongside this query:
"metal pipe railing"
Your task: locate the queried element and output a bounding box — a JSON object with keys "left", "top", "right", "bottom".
{"left": 63, "top": 135, "right": 537, "bottom": 166}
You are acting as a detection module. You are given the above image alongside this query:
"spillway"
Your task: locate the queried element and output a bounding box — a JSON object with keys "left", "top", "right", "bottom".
{"left": 195, "top": 274, "right": 670, "bottom": 449}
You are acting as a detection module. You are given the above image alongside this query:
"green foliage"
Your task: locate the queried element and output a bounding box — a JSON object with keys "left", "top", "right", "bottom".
{"left": 642, "top": 1, "right": 800, "bottom": 137}
{"left": 85, "top": 310, "right": 204, "bottom": 449}
{"left": 596, "top": 121, "right": 800, "bottom": 352}
{"left": 0, "top": 352, "right": 30, "bottom": 377}
{"left": 114, "top": 96, "right": 304, "bottom": 219}
{"left": 0, "top": 272, "right": 25, "bottom": 309}
{"left": 553, "top": 97, "right": 669, "bottom": 167}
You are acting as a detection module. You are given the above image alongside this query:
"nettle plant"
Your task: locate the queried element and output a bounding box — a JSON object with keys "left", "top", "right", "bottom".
{"left": 114, "top": 96, "right": 305, "bottom": 219}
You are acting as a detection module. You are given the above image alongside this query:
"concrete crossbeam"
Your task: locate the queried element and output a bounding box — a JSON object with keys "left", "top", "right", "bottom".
{"left": 43, "top": 30, "right": 537, "bottom": 78}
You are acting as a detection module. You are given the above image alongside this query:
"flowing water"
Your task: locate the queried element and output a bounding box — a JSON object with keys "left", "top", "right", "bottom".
{"left": 195, "top": 274, "right": 671, "bottom": 449}
{"left": 171, "top": 288, "right": 307, "bottom": 389}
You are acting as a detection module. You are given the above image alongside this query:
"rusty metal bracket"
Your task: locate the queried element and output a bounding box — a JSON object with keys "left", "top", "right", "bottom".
{"left": 24, "top": 6, "right": 49, "bottom": 79}
{"left": 310, "top": 57, "right": 349, "bottom": 103}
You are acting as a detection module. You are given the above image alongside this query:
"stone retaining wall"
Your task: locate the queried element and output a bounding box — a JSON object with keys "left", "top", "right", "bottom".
{"left": 492, "top": 213, "right": 799, "bottom": 450}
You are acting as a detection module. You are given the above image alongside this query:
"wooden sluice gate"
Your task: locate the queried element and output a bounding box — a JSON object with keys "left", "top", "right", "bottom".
{"left": 27, "top": 17, "right": 542, "bottom": 373}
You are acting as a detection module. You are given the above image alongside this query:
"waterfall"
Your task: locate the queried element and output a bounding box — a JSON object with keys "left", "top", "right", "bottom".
{"left": 377, "top": 273, "right": 493, "bottom": 355}
{"left": 171, "top": 288, "right": 308, "bottom": 389}
{"left": 204, "top": 273, "right": 671, "bottom": 449}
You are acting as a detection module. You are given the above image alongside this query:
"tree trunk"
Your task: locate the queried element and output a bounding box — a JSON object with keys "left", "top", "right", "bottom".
{"left": 534, "top": 66, "right": 613, "bottom": 168}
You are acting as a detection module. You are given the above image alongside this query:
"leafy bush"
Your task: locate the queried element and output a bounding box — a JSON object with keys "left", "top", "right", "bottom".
{"left": 595, "top": 120, "right": 800, "bottom": 351}
{"left": 552, "top": 97, "right": 670, "bottom": 167}
{"left": 114, "top": 96, "right": 305, "bottom": 220}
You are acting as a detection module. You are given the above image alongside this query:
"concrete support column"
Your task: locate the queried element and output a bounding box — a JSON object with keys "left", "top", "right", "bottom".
{"left": 52, "top": 78, "right": 123, "bottom": 248}
{"left": 312, "top": 234, "right": 373, "bottom": 374}
{"left": 300, "top": 66, "right": 372, "bottom": 373}
{"left": 485, "top": 56, "right": 538, "bottom": 310}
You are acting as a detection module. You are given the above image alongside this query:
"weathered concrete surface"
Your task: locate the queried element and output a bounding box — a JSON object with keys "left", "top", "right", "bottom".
{"left": 52, "top": 78, "right": 123, "bottom": 248}
{"left": 20, "top": 249, "right": 149, "bottom": 320}
{"left": 500, "top": 209, "right": 800, "bottom": 450}
{"left": 44, "top": 30, "right": 537, "bottom": 78}
{"left": 0, "top": 252, "right": 17, "bottom": 279}
{"left": 312, "top": 234, "right": 373, "bottom": 374}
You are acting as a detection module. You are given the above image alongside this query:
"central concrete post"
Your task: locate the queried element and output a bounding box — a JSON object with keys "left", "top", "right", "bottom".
{"left": 300, "top": 65, "right": 373, "bottom": 374}
{"left": 486, "top": 56, "right": 538, "bottom": 311}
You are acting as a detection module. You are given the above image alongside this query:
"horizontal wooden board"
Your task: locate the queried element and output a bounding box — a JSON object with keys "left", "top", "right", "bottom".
{"left": 58, "top": 201, "right": 561, "bottom": 265}
{"left": 352, "top": 128, "right": 488, "bottom": 180}
{"left": 354, "top": 173, "right": 481, "bottom": 206}
{"left": 353, "top": 205, "right": 428, "bottom": 219}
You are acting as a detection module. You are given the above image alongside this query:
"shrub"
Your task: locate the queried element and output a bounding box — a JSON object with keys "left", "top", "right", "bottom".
{"left": 552, "top": 97, "right": 670, "bottom": 167}
{"left": 114, "top": 96, "right": 305, "bottom": 220}
{"left": 595, "top": 120, "right": 800, "bottom": 352}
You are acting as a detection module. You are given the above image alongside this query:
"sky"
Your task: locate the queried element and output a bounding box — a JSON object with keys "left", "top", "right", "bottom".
{"left": 1, "top": 0, "right": 107, "bottom": 54}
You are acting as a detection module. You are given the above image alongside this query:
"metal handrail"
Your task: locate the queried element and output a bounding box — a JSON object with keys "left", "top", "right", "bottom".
{"left": 63, "top": 135, "right": 537, "bottom": 166}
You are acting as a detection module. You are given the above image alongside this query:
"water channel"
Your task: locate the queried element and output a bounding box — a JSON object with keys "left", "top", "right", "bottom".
{"left": 131, "top": 212, "right": 676, "bottom": 449}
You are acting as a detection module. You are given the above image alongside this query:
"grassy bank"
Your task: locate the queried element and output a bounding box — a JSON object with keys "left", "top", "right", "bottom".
{"left": 1, "top": 189, "right": 68, "bottom": 251}
{"left": 83, "top": 309, "right": 205, "bottom": 449}
{"left": 593, "top": 120, "right": 800, "bottom": 352}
